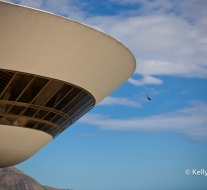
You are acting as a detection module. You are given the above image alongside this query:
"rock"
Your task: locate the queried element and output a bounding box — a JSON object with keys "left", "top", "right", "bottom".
{"left": 0, "top": 166, "right": 70, "bottom": 190}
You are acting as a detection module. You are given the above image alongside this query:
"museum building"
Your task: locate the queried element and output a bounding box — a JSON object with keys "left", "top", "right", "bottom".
{"left": 0, "top": 1, "right": 136, "bottom": 167}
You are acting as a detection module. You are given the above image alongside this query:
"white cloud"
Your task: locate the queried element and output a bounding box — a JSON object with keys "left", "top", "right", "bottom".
{"left": 99, "top": 96, "right": 141, "bottom": 108}
{"left": 4, "top": 0, "right": 43, "bottom": 8}
{"left": 134, "top": 59, "right": 207, "bottom": 76}
{"left": 4, "top": 0, "right": 86, "bottom": 21}
{"left": 127, "top": 59, "right": 207, "bottom": 86}
{"left": 18, "top": 0, "right": 42, "bottom": 8}
{"left": 111, "top": 0, "right": 173, "bottom": 15}
{"left": 41, "top": 0, "right": 86, "bottom": 21}
{"left": 79, "top": 101, "right": 207, "bottom": 142}
{"left": 128, "top": 75, "right": 163, "bottom": 86}
{"left": 110, "top": 0, "right": 207, "bottom": 20}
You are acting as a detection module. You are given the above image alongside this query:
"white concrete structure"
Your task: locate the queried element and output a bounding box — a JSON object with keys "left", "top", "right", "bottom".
{"left": 0, "top": 1, "right": 136, "bottom": 167}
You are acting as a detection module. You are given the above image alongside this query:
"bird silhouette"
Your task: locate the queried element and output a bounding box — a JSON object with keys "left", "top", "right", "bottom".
{"left": 146, "top": 94, "right": 152, "bottom": 101}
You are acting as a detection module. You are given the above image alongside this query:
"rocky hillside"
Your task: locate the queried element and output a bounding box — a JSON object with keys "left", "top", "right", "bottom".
{"left": 0, "top": 166, "right": 70, "bottom": 190}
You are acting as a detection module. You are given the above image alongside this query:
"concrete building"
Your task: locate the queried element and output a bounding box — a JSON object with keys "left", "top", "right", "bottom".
{"left": 0, "top": 1, "right": 136, "bottom": 167}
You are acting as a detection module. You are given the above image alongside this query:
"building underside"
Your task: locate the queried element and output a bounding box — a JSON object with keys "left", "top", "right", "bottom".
{"left": 0, "top": 1, "right": 136, "bottom": 167}
{"left": 0, "top": 69, "right": 95, "bottom": 138}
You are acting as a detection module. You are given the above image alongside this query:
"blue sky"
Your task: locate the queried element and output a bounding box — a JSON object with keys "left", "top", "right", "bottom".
{"left": 4, "top": 0, "right": 207, "bottom": 189}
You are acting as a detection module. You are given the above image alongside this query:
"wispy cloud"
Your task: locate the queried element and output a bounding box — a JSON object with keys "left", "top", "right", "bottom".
{"left": 79, "top": 101, "right": 207, "bottom": 142}
{"left": 128, "top": 75, "right": 163, "bottom": 86}
{"left": 99, "top": 96, "right": 141, "bottom": 108}
{"left": 110, "top": 0, "right": 207, "bottom": 20}
{"left": 128, "top": 59, "right": 207, "bottom": 86}
{"left": 134, "top": 59, "right": 207, "bottom": 78}
{"left": 110, "top": 0, "right": 173, "bottom": 13}
{"left": 41, "top": 0, "right": 86, "bottom": 21}
{"left": 4, "top": 0, "right": 86, "bottom": 21}
{"left": 5, "top": 0, "right": 43, "bottom": 8}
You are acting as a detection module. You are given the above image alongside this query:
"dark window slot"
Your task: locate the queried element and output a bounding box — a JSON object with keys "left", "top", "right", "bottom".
{"left": 32, "top": 80, "right": 62, "bottom": 106}
{"left": 18, "top": 77, "right": 48, "bottom": 103}
{"left": 67, "top": 95, "right": 91, "bottom": 116}
{"left": 25, "top": 120, "right": 38, "bottom": 128}
{"left": 45, "top": 84, "right": 73, "bottom": 108}
{"left": 34, "top": 110, "right": 48, "bottom": 119}
{"left": 44, "top": 112, "right": 56, "bottom": 121}
{"left": 55, "top": 88, "right": 81, "bottom": 111}
{"left": 51, "top": 114, "right": 62, "bottom": 123}
{"left": 8, "top": 105, "right": 25, "bottom": 115}
{"left": 62, "top": 91, "right": 86, "bottom": 113}
{"left": 35, "top": 122, "right": 46, "bottom": 130}
{"left": 22, "top": 107, "right": 38, "bottom": 117}
{"left": 2, "top": 73, "right": 33, "bottom": 101}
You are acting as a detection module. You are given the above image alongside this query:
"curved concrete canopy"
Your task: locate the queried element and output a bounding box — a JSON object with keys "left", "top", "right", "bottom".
{"left": 0, "top": 1, "right": 136, "bottom": 104}
{"left": 0, "top": 1, "right": 136, "bottom": 167}
{"left": 0, "top": 125, "right": 52, "bottom": 167}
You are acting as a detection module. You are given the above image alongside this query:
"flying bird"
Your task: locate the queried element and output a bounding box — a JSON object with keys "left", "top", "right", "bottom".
{"left": 146, "top": 94, "right": 152, "bottom": 101}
